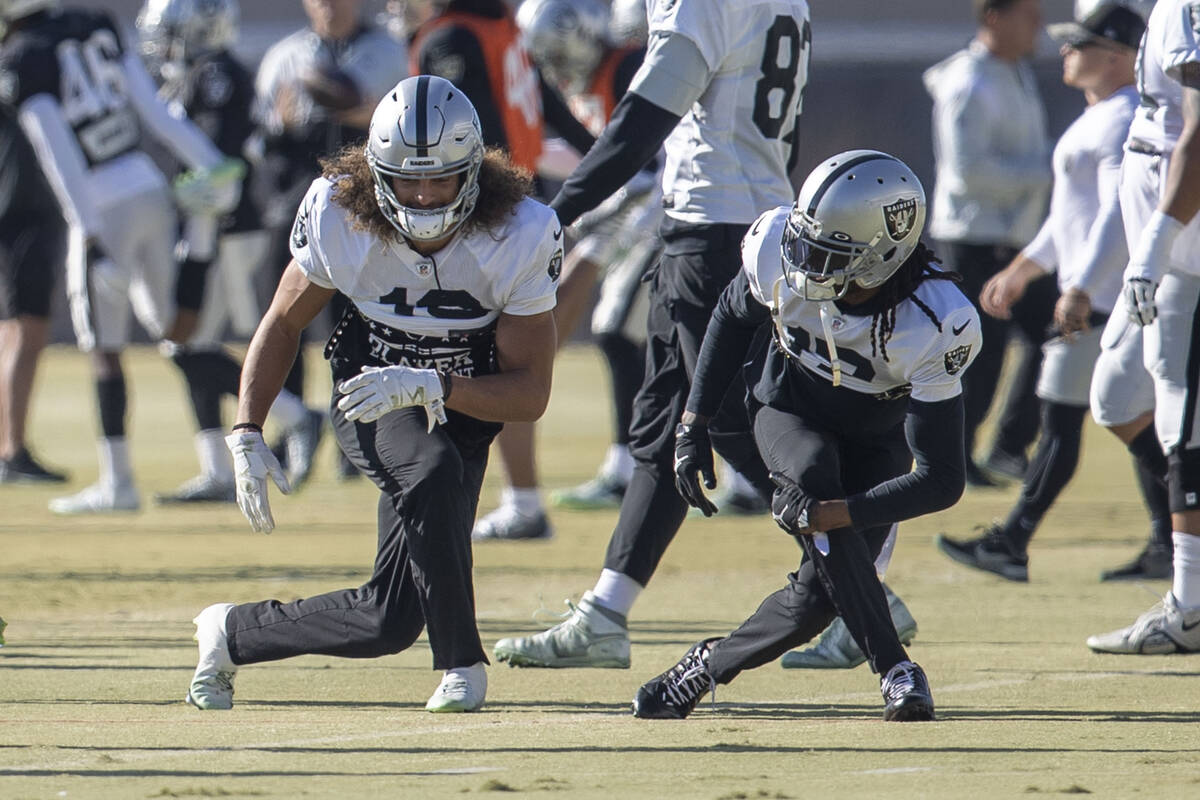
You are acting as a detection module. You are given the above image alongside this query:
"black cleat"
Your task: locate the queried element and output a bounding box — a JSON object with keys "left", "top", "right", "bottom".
{"left": 1100, "top": 542, "right": 1173, "bottom": 582}
{"left": 881, "top": 660, "right": 935, "bottom": 721}
{"left": 632, "top": 638, "right": 718, "bottom": 719}
{"left": 0, "top": 448, "right": 68, "bottom": 484}
{"left": 936, "top": 525, "right": 1029, "bottom": 582}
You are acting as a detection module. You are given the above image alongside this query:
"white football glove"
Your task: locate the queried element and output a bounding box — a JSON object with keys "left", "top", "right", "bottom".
{"left": 1122, "top": 276, "right": 1158, "bottom": 326}
{"left": 336, "top": 365, "right": 448, "bottom": 431}
{"left": 173, "top": 157, "right": 245, "bottom": 216}
{"left": 225, "top": 430, "right": 291, "bottom": 534}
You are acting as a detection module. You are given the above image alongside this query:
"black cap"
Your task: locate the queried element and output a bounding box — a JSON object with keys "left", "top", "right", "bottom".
{"left": 1047, "top": 3, "right": 1146, "bottom": 50}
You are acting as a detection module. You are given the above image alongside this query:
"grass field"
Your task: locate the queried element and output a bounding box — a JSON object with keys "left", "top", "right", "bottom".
{"left": 2, "top": 344, "right": 1199, "bottom": 799}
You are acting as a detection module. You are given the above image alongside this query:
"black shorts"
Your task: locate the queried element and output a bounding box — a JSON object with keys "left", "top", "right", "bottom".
{"left": 0, "top": 214, "right": 66, "bottom": 320}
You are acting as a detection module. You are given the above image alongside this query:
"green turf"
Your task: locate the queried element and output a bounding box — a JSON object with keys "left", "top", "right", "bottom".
{"left": 1, "top": 344, "right": 1198, "bottom": 799}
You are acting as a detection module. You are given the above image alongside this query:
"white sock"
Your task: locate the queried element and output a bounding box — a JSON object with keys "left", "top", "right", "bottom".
{"left": 591, "top": 568, "right": 642, "bottom": 617}
{"left": 600, "top": 444, "right": 634, "bottom": 483}
{"left": 1172, "top": 532, "right": 1200, "bottom": 609}
{"left": 269, "top": 391, "right": 308, "bottom": 429}
{"left": 98, "top": 437, "right": 133, "bottom": 489}
{"left": 502, "top": 486, "right": 542, "bottom": 516}
{"left": 196, "top": 429, "right": 233, "bottom": 482}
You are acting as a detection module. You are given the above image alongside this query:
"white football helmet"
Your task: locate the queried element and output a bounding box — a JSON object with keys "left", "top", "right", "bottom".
{"left": 0, "top": 0, "right": 57, "bottom": 22}
{"left": 609, "top": 0, "right": 648, "bottom": 46}
{"left": 137, "top": 0, "right": 237, "bottom": 69}
{"left": 516, "top": 0, "right": 610, "bottom": 93}
{"left": 367, "top": 75, "right": 485, "bottom": 241}
{"left": 782, "top": 150, "right": 926, "bottom": 302}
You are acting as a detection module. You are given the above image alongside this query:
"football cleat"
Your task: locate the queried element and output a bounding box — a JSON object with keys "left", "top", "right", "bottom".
{"left": 1086, "top": 593, "right": 1200, "bottom": 655}
{"left": 0, "top": 447, "right": 67, "bottom": 483}
{"left": 471, "top": 506, "right": 553, "bottom": 541}
{"left": 283, "top": 409, "right": 324, "bottom": 490}
{"left": 936, "top": 525, "right": 1028, "bottom": 582}
{"left": 186, "top": 603, "right": 237, "bottom": 710}
{"left": 49, "top": 483, "right": 140, "bottom": 515}
{"left": 494, "top": 591, "right": 629, "bottom": 668}
{"left": 964, "top": 460, "right": 1002, "bottom": 489}
{"left": 425, "top": 662, "right": 487, "bottom": 712}
{"left": 155, "top": 474, "right": 236, "bottom": 504}
{"left": 1100, "top": 542, "right": 1173, "bottom": 582}
{"left": 980, "top": 447, "right": 1027, "bottom": 483}
{"left": 632, "top": 638, "right": 718, "bottom": 719}
{"left": 880, "top": 660, "right": 935, "bottom": 722}
{"left": 781, "top": 583, "right": 918, "bottom": 669}
{"left": 550, "top": 473, "right": 626, "bottom": 510}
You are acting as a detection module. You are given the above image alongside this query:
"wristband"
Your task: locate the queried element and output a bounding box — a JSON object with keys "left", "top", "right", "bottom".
{"left": 231, "top": 421, "right": 263, "bottom": 434}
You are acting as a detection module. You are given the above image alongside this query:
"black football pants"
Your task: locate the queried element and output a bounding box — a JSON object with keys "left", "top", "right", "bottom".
{"left": 603, "top": 222, "right": 773, "bottom": 586}
{"left": 225, "top": 401, "right": 491, "bottom": 671}
{"left": 707, "top": 404, "right": 912, "bottom": 681}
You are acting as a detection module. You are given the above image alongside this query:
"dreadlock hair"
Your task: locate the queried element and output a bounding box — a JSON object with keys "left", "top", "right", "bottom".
{"left": 867, "top": 241, "right": 961, "bottom": 361}
{"left": 320, "top": 143, "right": 534, "bottom": 244}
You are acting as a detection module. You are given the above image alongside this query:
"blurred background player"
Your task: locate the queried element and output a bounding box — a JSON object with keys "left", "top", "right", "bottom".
{"left": 0, "top": 91, "right": 66, "bottom": 484}
{"left": 924, "top": 0, "right": 1054, "bottom": 488}
{"left": 135, "top": 0, "right": 318, "bottom": 501}
{"left": 936, "top": 3, "right": 1155, "bottom": 582}
{"left": 0, "top": 0, "right": 241, "bottom": 513}
{"left": 252, "top": 0, "right": 408, "bottom": 480}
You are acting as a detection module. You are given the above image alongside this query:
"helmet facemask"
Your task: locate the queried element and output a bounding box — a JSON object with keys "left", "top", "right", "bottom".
{"left": 368, "top": 147, "right": 482, "bottom": 241}
{"left": 782, "top": 208, "right": 888, "bottom": 302}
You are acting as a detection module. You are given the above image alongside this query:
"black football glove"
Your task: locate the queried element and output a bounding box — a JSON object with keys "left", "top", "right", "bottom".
{"left": 674, "top": 422, "right": 718, "bottom": 517}
{"left": 769, "top": 471, "right": 816, "bottom": 536}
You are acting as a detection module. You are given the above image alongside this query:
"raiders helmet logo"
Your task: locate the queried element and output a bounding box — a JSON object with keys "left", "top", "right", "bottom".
{"left": 547, "top": 250, "right": 563, "bottom": 281}
{"left": 944, "top": 344, "right": 972, "bottom": 376}
{"left": 290, "top": 213, "right": 308, "bottom": 251}
{"left": 882, "top": 198, "right": 917, "bottom": 242}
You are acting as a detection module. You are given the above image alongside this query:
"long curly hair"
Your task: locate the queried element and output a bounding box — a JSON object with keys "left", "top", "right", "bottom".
{"left": 869, "top": 242, "right": 962, "bottom": 361}
{"left": 319, "top": 143, "right": 534, "bottom": 242}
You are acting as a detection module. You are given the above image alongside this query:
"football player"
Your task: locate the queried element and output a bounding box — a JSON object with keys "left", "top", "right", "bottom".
{"left": 0, "top": 0, "right": 241, "bottom": 513}
{"left": 1087, "top": 0, "right": 1200, "bottom": 654}
{"left": 136, "top": 0, "right": 321, "bottom": 502}
{"left": 186, "top": 76, "right": 562, "bottom": 713}
{"left": 936, "top": 3, "right": 1154, "bottom": 582}
{"left": 634, "top": 152, "right": 978, "bottom": 723}
{"left": 492, "top": 0, "right": 812, "bottom": 669}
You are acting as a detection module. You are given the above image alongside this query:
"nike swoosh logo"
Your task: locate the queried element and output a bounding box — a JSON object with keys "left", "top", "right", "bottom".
{"left": 553, "top": 228, "right": 562, "bottom": 241}
{"left": 1183, "top": 617, "right": 1200, "bottom": 631}
{"left": 952, "top": 320, "right": 970, "bottom": 336}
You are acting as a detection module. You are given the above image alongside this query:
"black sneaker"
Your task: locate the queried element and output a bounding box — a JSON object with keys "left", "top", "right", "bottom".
{"left": 936, "top": 525, "right": 1029, "bottom": 582}
{"left": 155, "top": 475, "right": 237, "bottom": 504}
{"left": 881, "top": 660, "right": 935, "bottom": 722}
{"left": 632, "top": 638, "right": 718, "bottom": 719}
{"left": 1100, "top": 542, "right": 1174, "bottom": 582}
{"left": 0, "top": 448, "right": 68, "bottom": 484}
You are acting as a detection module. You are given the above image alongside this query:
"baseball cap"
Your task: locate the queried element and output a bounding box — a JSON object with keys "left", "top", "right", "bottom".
{"left": 1047, "top": 3, "right": 1147, "bottom": 49}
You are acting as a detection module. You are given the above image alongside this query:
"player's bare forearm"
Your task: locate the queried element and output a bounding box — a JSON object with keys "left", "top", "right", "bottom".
{"left": 444, "top": 311, "right": 556, "bottom": 422}
{"left": 237, "top": 262, "right": 333, "bottom": 426}
{"left": 1162, "top": 67, "right": 1200, "bottom": 225}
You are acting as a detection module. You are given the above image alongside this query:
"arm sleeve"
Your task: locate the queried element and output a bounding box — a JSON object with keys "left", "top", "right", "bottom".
{"left": 122, "top": 51, "right": 222, "bottom": 170}
{"left": 539, "top": 76, "right": 595, "bottom": 156}
{"left": 1020, "top": 213, "right": 1057, "bottom": 273}
{"left": 686, "top": 270, "right": 771, "bottom": 418}
{"left": 415, "top": 27, "right": 507, "bottom": 152}
{"left": 550, "top": 91, "right": 679, "bottom": 226}
{"left": 1069, "top": 148, "right": 1128, "bottom": 301}
{"left": 16, "top": 95, "right": 102, "bottom": 236}
{"left": 844, "top": 395, "right": 966, "bottom": 530}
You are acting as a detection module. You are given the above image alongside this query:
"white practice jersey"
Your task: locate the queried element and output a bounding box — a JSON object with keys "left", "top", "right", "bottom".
{"left": 651, "top": 0, "right": 811, "bottom": 226}
{"left": 292, "top": 178, "right": 561, "bottom": 341}
{"left": 1022, "top": 86, "right": 1138, "bottom": 313}
{"left": 1128, "top": 0, "right": 1200, "bottom": 151}
{"left": 742, "top": 207, "right": 981, "bottom": 403}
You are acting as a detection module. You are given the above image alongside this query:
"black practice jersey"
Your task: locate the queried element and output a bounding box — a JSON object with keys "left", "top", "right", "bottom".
{"left": 0, "top": 105, "right": 59, "bottom": 219}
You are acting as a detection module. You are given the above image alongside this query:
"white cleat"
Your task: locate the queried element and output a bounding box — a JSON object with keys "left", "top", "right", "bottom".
{"left": 493, "top": 591, "right": 630, "bottom": 668}
{"left": 781, "top": 583, "right": 918, "bottom": 669}
{"left": 1087, "top": 593, "right": 1200, "bottom": 655}
{"left": 186, "top": 603, "right": 238, "bottom": 710}
{"left": 425, "top": 662, "right": 487, "bottom": 712}
{"left": 49, "top": 483, "right": 140, "bottom": 515}
{"left": 471, "top": 505, "right": 552, "bottom": 541}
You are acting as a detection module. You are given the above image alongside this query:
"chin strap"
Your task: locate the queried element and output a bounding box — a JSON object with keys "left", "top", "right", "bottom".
{"left": 819, "top": 301, "right": 842, "bottom": 387}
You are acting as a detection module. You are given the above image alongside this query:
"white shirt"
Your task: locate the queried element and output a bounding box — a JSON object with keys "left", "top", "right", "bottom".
{"left": 1127, "top": 0, "right": 1200, "bottom": 152}
{"left": 292, "top": 177, "right": 561, "bottom": 341}
{"left": 1022, "top": 86, "right": 1138, "bottom": 313}
{"left": 742, "top": 207, "right": 981, "bottom": 402}
{"left": 647, "top": 0, "right": 811, "bottom": 226}
{"left": 924, "top": 39, "right": 1051, "bottom": 247}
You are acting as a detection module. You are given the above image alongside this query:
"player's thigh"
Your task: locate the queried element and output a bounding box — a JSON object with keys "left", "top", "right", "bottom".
{"left": 0, "top": 218, "right": 65, "bottom": 321}
{"left": 65, "top": 228, "right": 132, "bottom": 352}
{"left": 123, "top": 191, "right": 178, "bottom": 341}
{"left": 753, "top": 404, "right": 843, "bottom": 499}
{"left": 1090, "top": 312, "right": 1155, "bottom": 427}
{"left": 1037, "top": 327, "right": 1101, "bottom": 406}
{"left": 1145, "top": 273, "right": 1200, "bottom": 454}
